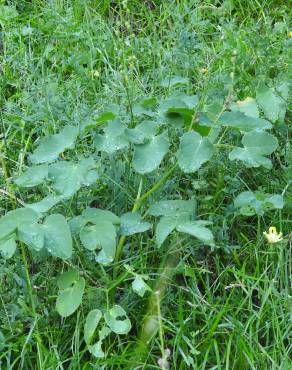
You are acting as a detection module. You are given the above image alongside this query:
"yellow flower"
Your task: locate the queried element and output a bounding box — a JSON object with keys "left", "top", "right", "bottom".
{"left": 90, "top": 70, "right": 100, "bottom": 78}
{"left": 200, "top": 68, "right": 208, "bottom": 74}
{"left": 289, "top": 31, "right": 292, "bottom": 38}
{"left": 263, "top": 226, "right": 283, "bottom": 244}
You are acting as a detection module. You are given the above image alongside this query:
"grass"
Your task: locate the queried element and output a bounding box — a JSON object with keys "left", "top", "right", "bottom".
{"left": 0, "top": 0, "right": 291, "bottom": 369}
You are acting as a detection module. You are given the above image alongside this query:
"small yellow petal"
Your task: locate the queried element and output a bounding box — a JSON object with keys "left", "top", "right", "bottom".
{"left": 263, "top": 226, "right": 283, "bottom": 244}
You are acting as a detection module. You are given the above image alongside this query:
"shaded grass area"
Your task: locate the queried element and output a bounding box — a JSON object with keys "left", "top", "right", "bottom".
{"left": 0, "top": 1, "right": 291, "bottom": 369}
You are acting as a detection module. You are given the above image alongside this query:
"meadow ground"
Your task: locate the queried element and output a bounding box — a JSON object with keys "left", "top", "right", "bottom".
{"left": 0, "top": 1, "right": 291, "bottom": 369}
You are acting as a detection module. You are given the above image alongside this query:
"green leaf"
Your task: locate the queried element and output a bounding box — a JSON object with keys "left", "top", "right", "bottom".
{"left": 229, "top": 130, "right": 278, "bottom": 169}
{"left": 57, "top": 269, "right": 79, "bottom": 290}
{"left": 30, "top": 126, "right": 79, "bottom": 164}
{"left": 149, "top": 199, "right": 196, "bottom": 218}
{"left": 80, "top": 221, "right": 116, "bottom": 264}
{"left": 149, "top": 200, "right": 197, "bottom": 247}
{"left": 277, "top": 81, "right": 290, "bottom": 100}
{"left": 257, "top": 85, "right": 286, "bottom": 123}
{"left": 132, "top": 97, "right": 157, "bottom": 117}
{"left": 104, "top": 305, "right": 131, "bottom": 335}
{"left": 43, "top": 214, "right": 72, "bottom": 259}
{"left": 0, "top": 236, "right": 17, "bottom": 259}
{"left": 88, "top": 326, "right": 111, "bottom": 358}
{"left": 218, "top": 111, "right": 272, "bottom": 131}
{"left": 0, "top": 5, "right": 18, "bottom": 25}
{"left": 177, "top": 132, "right": 214, "bottom": 173}
{"left": 125, "top": 121, "right": 157, "bottom": 144}
{"left": 15, "top": 164, "right": 48, "bottom": 187}
{"left": 26, "top": 195, "right": 63, "bottom": 213}
{"left": 133, "top": 131, "right": 169, "bottom": 174}
{"left": 82, "top": 208, "right": 120, "bottom": 226}
{"left": 234, "top": 191, "right": 284, "bottom": 216}
{"left": 132, "top": 275, "right": 151, "bottom": 297}
{"left": 0, "top": 208, "right": 40, "bottom": 242}
{"left": 84, "top": 309, "right": 103, "bottom": 345}
{"left": 176, "top": 221, "right": 214, "bottom": 246}
{"left": 119, "top": 212, "right": 151, "bottom": 236}
{"left": 18, "top": 223, "right": 44, "bottom": 251}
{"left": 56, "top": 277, "right": 85, "bottom": 317}
{"left": 81, "top": 111, "right": 116, "bottom": 132}
{"left": 155, "top": 216, "right": 178, "bottom": 247}
{"left": 0, "top": 330, "right": 5, "bottom": 351}
{"left": 233, "top": 97, "right": 259, "bottom": 118}
{"left": 229, "top": 148, "right": 272, "bottom": 169}
{"left": 242, "top": 131, "right": 278, "bottom": 155}
{"left": 159, "top": 93, "right": 199, "bottom": 116}
{"left": 48, "top": 158, "right": 98, "bottom": 197}
{"left": 94, "top": 120, "right": 128, "bottom": 154}
{"left": 88, "top": 341, "right": 105, "bottom": 358}
{"left": 69, "top": 216, "right": 87, "bottom": 235}
{"left": 160, "top": 76, "right": 189, "bottom": 88}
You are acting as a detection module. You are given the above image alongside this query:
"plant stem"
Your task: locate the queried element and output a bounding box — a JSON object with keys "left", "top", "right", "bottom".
{"left": 113, "top": 164, "right": 177, "bottom": 266}
{"left": 20, "top": 243, "right": 43, "bottom": 368}
{"left": 111, "top": 164, "right": 177, "bottom": 301}
{"left": 257, "top": 214, "right": 261, "bottom": 242}
{"left": 132, "top": 247, "right": 180, "bottom": 364}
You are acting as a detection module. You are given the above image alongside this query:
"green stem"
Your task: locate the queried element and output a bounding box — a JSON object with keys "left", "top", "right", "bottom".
{"left": 0, "top": 154, "right": 10, "bottom": 190}
{"left": 114, "top": 164, "right": 177, "bottom": 265}
{"left": 132, "top": 247, "right": 180, "bottom": 364}
{"left": 111, "top": 164, "right": 177, "bottom": 301}
{"left": 214, "top": 143, "right": 235, "bottom": 149}
{"left": 20, "top": 243, "right": 43, "bottom": 368}
{"left": 257, "top": 215, "right": 261, "bottom": 242}
{"left": 255, "top": 215, "right": 261, "bottom": 275}
{"left": 107, "top": 271, "right": 130, "bottom": 292}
